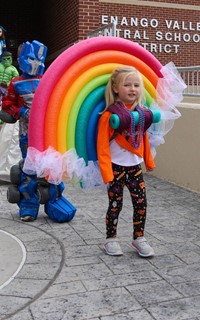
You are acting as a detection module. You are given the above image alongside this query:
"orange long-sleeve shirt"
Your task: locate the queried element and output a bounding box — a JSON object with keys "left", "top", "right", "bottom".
{"left": 97, "top": 111, "right": 156, "bottom": 184}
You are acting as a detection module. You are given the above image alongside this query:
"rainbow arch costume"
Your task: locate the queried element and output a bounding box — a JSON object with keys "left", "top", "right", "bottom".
{"left": 23, "top": 36, "right": 186, "bottom": 190}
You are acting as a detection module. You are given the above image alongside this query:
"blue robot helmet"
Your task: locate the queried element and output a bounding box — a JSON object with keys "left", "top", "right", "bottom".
{"left": 18, "top": 40, "right": 47, "bottom": 76}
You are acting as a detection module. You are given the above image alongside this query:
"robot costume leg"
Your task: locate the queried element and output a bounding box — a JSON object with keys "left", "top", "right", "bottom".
{"left": 7, "top": 160, "right": 39, "bottom": 221}
{"left": 37, "top": 180, "right": 76, "bottom": 223}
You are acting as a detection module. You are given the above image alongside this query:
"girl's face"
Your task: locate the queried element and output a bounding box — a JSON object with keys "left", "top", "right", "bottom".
{"left": 113, "top": 74, "right": 141, "bottom": 105}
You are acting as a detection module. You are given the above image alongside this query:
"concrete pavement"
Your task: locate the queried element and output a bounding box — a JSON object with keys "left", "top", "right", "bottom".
{"left": 0, "top": 229, "right": 26, "bottom": 289}
{"left": 1, "top": 174, "right": 200, "bottom": 320}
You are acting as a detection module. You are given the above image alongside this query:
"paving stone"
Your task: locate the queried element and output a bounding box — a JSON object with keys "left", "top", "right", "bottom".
{"left": 101, "top": 309, "right": 156, "bottom": 319}
{"left": 64, "top": 244, "right": 103, "bottom": 258}
{"left": 0, "top": 278, "right": 50, "bottom": 298}
{"left": 42, "top": 280, "right": 86, "bottom": 298}
{"left": 148, "top": 296, "right": 200, "bottom": 320}
{"left": 82, "top": 270, "right": 161, "bottom": 291}
{"left": 15, "top": 262, "right": 60, "bottom": 280}
{"left": 3, "top": 308, "right": 33, "bottom": 320}
{"left": 1, "top": 175, "right": 200, "bottom": 319}
{"left": 0, "top": 296, "right": 30, "bottom": 318}
{"left": 148, "top": 253, "right": 185, "bottom": 269}
{"left": 31, "top": 288, "right": 141, "bottom": 319}
{"left": 100, "top": 253, "right": 155, "bottom": 275}
{"left": 55, "top": 262, "right": 113, "bottom": 282}
{"left": 175, "top": 279, "right": 200, "bottom": 297}
{"left": 156, "top": 263, "right": 200, "bottom": 284}
{"left": 126, "top": 279, "right": 183, "bottom": 306}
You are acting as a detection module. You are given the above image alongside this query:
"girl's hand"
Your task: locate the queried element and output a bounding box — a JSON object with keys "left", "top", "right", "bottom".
{"left": 107, "top": 180, "right": 114, "bottom": 186}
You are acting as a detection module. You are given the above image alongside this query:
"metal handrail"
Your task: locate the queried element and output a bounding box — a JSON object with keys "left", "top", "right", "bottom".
{"left": 87, "top": 23, "right": 116, "bottom": 38}
{"left": 177, "top": 66, "right": 200, "bottom": 97}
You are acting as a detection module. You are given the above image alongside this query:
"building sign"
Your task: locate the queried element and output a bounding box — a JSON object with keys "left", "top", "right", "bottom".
{"left": 101, "top": 16, "right": 200, "bottom": 54}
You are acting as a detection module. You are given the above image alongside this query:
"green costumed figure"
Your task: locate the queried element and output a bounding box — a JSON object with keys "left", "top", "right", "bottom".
{"left": 0, "top": 51, "right": 19, "bottom": 100}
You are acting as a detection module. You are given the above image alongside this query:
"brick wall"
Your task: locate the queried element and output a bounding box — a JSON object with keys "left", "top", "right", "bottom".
{"left": 43, "top": 0, "right": 79, "bottom": 58}
{"left": 78, "top": 0, "right": 100, "bottom": 39}
{"left": 74, "top": 0, "right": 200, "bottom": 67}
{"left": 1, "top": 0, "right": 199, "bottom": 68}
{"left": 98, "top": 2, "right": 200, "bottom": 66}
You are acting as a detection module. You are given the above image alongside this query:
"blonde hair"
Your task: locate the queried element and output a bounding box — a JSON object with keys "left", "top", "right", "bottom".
{"left": 103, "top": 66, "right": 146, "bottom": 112}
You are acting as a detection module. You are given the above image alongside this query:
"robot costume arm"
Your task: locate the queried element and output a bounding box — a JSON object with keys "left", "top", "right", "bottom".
{"left": 2, "top": 77, "right": 22, "bottom": 119}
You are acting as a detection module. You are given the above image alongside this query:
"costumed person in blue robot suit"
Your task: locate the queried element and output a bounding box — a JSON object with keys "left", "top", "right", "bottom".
{"left": 0, "top": 40, "right": 76, "bottom": 222}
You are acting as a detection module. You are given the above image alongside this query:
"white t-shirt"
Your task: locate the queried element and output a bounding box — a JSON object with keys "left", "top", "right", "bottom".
{"left": 110, "top": 139, "right": 143, "bottom": 166}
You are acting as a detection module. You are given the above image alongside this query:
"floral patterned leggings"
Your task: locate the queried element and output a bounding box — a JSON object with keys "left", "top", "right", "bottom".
{"left": 106, "top": 163, "right": 147, "bottom": 240}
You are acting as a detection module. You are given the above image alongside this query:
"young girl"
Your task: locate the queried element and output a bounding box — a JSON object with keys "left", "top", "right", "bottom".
{"left": 97, "top": 66, "right": 155, "bottom": 258}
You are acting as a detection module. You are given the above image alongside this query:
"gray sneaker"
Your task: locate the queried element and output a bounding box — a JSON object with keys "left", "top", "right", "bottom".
{"left": 131, "top": 237, "right": 154, "bottom": 257}
{"left": 104, "top": 238, "right": 123, "bottom": 256}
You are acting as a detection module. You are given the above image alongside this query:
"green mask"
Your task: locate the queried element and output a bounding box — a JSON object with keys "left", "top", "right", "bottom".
{"left": 2, "top": 55, "right": 12, "bottom": 67}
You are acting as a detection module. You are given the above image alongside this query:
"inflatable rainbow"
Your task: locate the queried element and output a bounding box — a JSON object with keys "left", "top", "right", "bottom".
{"left": 24, "top": 36, "right": 184, "bottom": 186}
